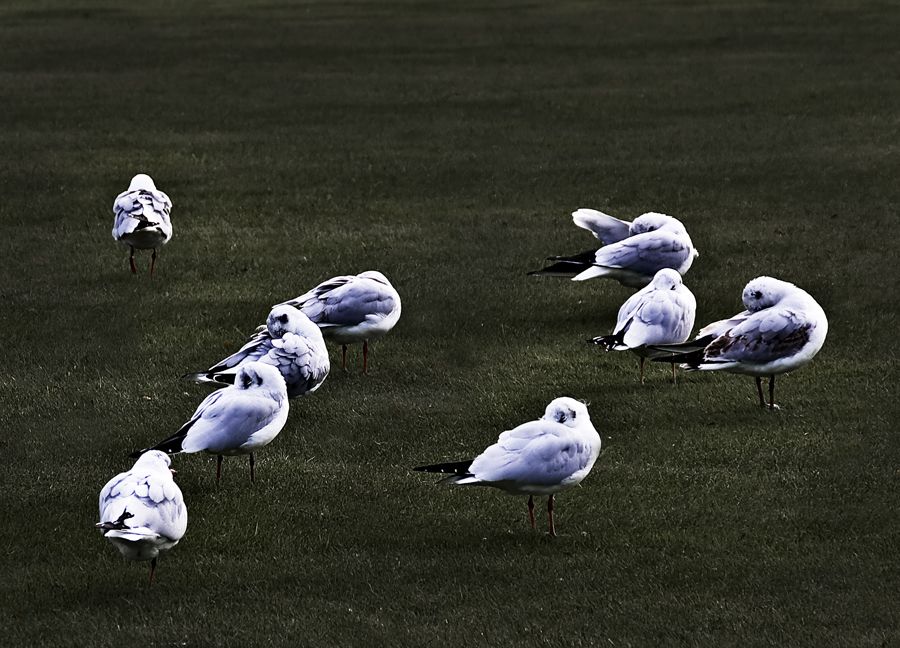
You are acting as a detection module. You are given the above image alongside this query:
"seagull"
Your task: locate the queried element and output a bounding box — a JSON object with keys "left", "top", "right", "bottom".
{"left": 131, "top": 362, "right": 289, "bottom": 483}
{"left": 112, "top": 173, "right": 173, "bottom": 276}
{"left": 589, "top": 268, "right": 696, "bottom": 383}
{"left": 97, "top": 451, "right": 187, "bottom": 585}
{"left": 650, "top": 276, "right": 828, "bottom": 409}
{"left": 279, "top": 271, "right": 402, "bottom": 373}
{"left": 529, "top": 208, "right": 699, "bottom": 287}
{"left": 184, "top": 305, "right": 329, "bottom": 398}
{"left": 414, "top": 397, "right": 602, "bottom": 537}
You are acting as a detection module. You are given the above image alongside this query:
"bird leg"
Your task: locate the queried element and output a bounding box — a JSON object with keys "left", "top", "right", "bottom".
{"left": 363, "top": 341, "right": 369, "bottom": 375}
{"left": 148, "top": 557, "right": 157, "bottom": 586}
{"left": 768, "top": 376, "right": 777, "bottom": 410}
{"left": 249, "top": 453, "right": 255, "bottom": 483}
{"left": 547, "top": 495, "right": 557, "bottom": 537}
{"left": 129, "top": 246, "right": 137, "bottom": 274}
{"left": 527, "top": 495, "right": 536, "bottom": 530}
{"left": 341, "top": 345, "right": 348, "bottom": 371}
{"left": 216, "top": 454, "right": 223, "bottom": 484}
{"left": 639, "top": 357, "right": 645, "bottom": 385}
{"left": 671, "top": 362, "right": 677, "bottom": 385}
{"left": 149, "top": 249, "right": 158, "bottom": 277}
{"left": 755, "top": 377, "right": 766, "bottom": 408}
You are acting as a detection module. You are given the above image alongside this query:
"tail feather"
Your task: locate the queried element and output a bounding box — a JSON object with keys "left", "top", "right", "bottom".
{"left": 589, "top": 332, "right": 626, "bottom": 351}
{"left": 648, "top": 334, "right": 716, "bottom": 368}
{"left": 413, "top": 459, "right": 474, "bottom": 476}
{"left": 129, "top": 424, "right": 192, "bottom": 458}
{"left": 528, "top": 249, "right": 597, "bottom": 277}
{"left": 182, "top": 371, "right": 235, "bottom": 387}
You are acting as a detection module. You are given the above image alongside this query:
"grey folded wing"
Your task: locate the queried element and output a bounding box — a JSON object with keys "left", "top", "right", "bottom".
{"left": 593, "top": 231, "right": 692, "bottom": 276}
{"left": 704, "top": 307, "right": 816, "bottom": 364}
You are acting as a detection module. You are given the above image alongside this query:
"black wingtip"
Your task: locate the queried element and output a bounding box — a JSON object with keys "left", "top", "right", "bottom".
{"left": 413, "top": 459, "right": 474, "bottom": 475}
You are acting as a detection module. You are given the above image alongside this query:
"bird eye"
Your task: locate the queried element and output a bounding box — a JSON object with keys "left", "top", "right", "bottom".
{"left": 753, "top": 291, "right": 763, "bottom": 300}
{"left": 278, "top": 314, "right": 289, "bottom": 324}
{"left": 555, "top": 411, "right": 567, "bottom": 423}
{"left": 241, "top": 374, "right": 252, "bottom": 388}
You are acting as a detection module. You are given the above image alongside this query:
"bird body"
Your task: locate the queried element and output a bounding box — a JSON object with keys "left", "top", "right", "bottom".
{"left": 97, "top": 451, "right": 187, "bottom": 582}
{"left": 112, "top": 174, "right": 172, "bottom": 274}
{"left": 185, "top": 305, "right": 329, "bottom": 398}
{"left": 652, "top": 276, "right": 828, "bottom": 407}
{"left": 133, "top": 362, "right": 289, "bottom": 481}
{"left": 280, "top": 271, "right": 401, "bottom": 372}
{"left": 591, "top": 269, "right": 696, "bottom": 382}
{"left": 531, "top": 209, "right": 699, "bottom": 287}
{"left": 415, "top": 397, "right": 601, "bottom": 535}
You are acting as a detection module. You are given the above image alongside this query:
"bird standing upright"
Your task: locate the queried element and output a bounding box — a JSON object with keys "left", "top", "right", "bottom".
{"left": 97, "top": 451, "right": 187, "bottom": 585}
{"left": 132, "top": 362, "right": 289, "bottom": 483}
{"left": 414, "top": 397, "right": 602, "bottom": 537}
{"left": 590, "top": 268, "right": 696, "bottom": 383}
{"left": 279, "top": 271, "right": 401, "bottom": 373}
{"left": 111, "top": 173, "right": 173, "bottom": 276}
{"left": 651, "top": 276, "right": 828, "bottom": 409}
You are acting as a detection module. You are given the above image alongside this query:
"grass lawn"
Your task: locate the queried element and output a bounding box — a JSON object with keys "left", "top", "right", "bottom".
{"left": 1, "top": 0, "right": 898, "bottom": 645}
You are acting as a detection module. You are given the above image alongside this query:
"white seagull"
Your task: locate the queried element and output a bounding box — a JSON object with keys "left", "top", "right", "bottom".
{"left": 529, "top": 208, "right": 699, "bottom": 287}
{"left": 651, "top": 276, "right": 828, "bottom": 409}
{"left": 112, "top": 173, "right": 173, "bottom": 276}
{"left": 184, "top": 305, "right": 329, "bottom": 398}
{"left": 589, "top": 268, "right": 697, "bottom": 383}
{"left": 132, "top": 362, "right": 289, "bottom": 482}
{"left": 97, "top": 451, "right": 187, "bottom": 585}
{"left": 279, "top": 271, "right": 402, "bottom": 373}
{"left": 414, "top": 397, "right": 602, "bottom": 537}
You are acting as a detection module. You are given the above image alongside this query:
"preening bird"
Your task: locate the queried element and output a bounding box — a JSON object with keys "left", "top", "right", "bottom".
{"left": 132, "top": 362, "right": 289, "bottom": 483}
{"left": 97, "top": 451, "right": 187, "bottom": 585}
{"left": 529, "top": 208, "right": 699, "bottom": 287}
{"left": 589, "top": 268, "right": 696, "bottom": 383}
{"left": 278, "top": 271, "right": 401, "bottom": 373}
{"left": 650, "top": 276, "right": 828, "bottom": 409}
{"left": 184, "top": 305, "right": 329, "bottom": 398}
{"left": 414, "top": 397, "right": 602, "bottom": 537}
{"left": 112, "top": 173, "right": 173, "bottom": 275}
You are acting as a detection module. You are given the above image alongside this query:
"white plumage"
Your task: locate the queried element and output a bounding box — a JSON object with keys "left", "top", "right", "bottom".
{"left": 185, "top": 305, "right": 329, "bottom": 398}
{"left": 111, "top": 173, "right": 173, "bottom": 275}
{"left": 97, "top": 451, "right": 187, "bottom": 584}
{"left": 530, "top": 209, "right": 699, "bottom": 288}
{"left": 590, "top": 268, "right": 696, "bottom": 383}
{"left": 654, "top": 276, "right": 828, "bottom": 408}
{"left": 134, "top": 362, "right": 289, "bottom": 482}
{"left": 414, "top": 397, "right": 602, "bottom": 536}
{"left": 279, "top": 270, "right": 402, "bottom": 373}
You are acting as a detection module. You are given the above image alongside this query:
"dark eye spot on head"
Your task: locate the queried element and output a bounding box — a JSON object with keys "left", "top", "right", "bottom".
{"left": 754, "top": 291, "right": 763, "bottom": 300}
{"left": 241, "top": 373, "right": 252, "bottom": 388}
{"left": 278, "top": 314, "right": 289, "bottom": 324}
{"left": 555, "top": 410, "right": 567, "bottom": 423}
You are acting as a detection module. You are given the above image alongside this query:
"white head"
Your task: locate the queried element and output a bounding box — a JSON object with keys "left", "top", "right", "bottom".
{"left": 266, "top": 305, "right": 317, "bottom": 337}
{"left": 741, "top": 276, "right": 796, "bottom": 311}
{"left": 358, "top": 270, "right": 392, "bottom": 286}
{"left": 235, "top": 361, "right": 288, "bottom": 398}
{"left": 542, "top": 397, "right": 591, "bottom": 428}
{"left": 127, "top": 173, "right": 157, "bottom": 192}
{"left": 650, "top": 268, "right": 684, "bottom": 290}
{"left": 630, "top": 212, "right": 687, "bottom": 237}
{"left": 132, "top": 450, "right": 173, "bottom": 473}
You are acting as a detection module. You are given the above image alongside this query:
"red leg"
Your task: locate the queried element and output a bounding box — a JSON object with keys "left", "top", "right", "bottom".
{"left": 755, "top": 377, "right": 766, "bottom": 408}
{"left": 671, "top": 362, "right": 677, "bottom": 384}
{"left": 639, "top": 357, "right": 645, "bottom": 385}
{"left": 249, "top": 453, "right": 255, "bottom": 483}
{"left": 768, "top": 376, "right": 776, "bottom": 410}
{"left": 149, "top": 249, "right": 158, "bottom": 277}
{"left": 363, "top": 340, "right": 369, "bottom": 375}
{"left": 527, "top": 495, "right": 535, "bottom": 529}
{"left": 341, "top": 345, "right": 347, "bottom": 371}
{"left": 148, "top": 557, "right": 157, "bottom": 586}
{"left": 129, "top": 247, "right": 137, "bottom": 274}
{"left": 547, "top": 495, "right": 556, "bottom": 537}
{"left": 216, "top": 454, "right": 223, "bottom": 484}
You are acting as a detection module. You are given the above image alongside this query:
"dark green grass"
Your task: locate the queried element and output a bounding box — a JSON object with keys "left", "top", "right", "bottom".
{"left": 1, "top": 0, "right": 899, "bottom": 645}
